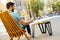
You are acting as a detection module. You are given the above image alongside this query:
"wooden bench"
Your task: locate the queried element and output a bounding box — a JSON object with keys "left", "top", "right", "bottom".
{"left": 0, "top": 11, "right": 30, "bottom": 40}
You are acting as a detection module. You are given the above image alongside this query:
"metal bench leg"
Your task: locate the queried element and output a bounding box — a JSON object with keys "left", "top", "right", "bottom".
{"left": 38, "top": 23, "right": 46, "bottom": 34}
{"left": 41, "top": 23, "right": 47, "bottom": 33}
{"left": 38, "top": 24, "right": 42, "bottom": 33}
{"left": 41, "top": 24, "right": 44, "bottom": 33}
{"left": 46, "top": 22, "right": 52, "bottom": 36}
{"left": 45, "top": 23, "right": 47, "bottom": 33}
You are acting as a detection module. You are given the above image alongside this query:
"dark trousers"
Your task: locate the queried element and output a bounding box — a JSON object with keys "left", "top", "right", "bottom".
{"left": 23, "top": 25, "right": 31, "bottom": 35}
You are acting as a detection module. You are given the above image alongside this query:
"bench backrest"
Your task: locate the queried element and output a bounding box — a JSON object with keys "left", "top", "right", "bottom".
{"left": 0, "top": 11, "right": 25, "bottom": 37}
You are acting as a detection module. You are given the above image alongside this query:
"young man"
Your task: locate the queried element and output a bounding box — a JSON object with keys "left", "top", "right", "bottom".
{"left": 6, "top": 2, "right": 33, "bottom": 36}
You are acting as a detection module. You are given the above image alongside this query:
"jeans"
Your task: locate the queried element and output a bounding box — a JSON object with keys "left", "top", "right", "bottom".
{"left": 23, "top": 25, "right": 31, "bottom": 35}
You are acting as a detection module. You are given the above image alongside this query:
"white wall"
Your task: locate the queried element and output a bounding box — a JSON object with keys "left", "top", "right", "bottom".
{"left": 0, "top": 0, "right": 7, "bottom": 12}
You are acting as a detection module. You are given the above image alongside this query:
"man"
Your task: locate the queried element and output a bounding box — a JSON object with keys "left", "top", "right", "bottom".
{"left": 6, "top": 2, "right": 33, "bottom": 37}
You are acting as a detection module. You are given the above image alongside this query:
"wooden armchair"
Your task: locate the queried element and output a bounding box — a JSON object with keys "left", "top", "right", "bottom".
{"left": 0, "top": 11, "right": 30, "bottom": 40}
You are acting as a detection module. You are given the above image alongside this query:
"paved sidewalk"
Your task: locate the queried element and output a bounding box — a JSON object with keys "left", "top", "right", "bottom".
{"left": 0, "top": 24, "right": 60, "bottom": 40}
{"left": 0, "top": 18, "right": 60, "bottom": 40}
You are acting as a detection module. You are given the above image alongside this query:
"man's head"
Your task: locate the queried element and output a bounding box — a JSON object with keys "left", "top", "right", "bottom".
{"left": 6, "top": 2, "right": 14, "bottom": 12}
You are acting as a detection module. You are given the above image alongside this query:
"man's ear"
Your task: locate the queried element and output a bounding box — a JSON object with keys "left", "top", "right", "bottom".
{"left": 9, "top": 6, "right": 12, "bottom": 10}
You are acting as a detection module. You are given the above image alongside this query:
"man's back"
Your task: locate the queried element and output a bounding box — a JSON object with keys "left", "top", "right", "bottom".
{"left": 10, "top": 12, "right": 24, "bottom": 29}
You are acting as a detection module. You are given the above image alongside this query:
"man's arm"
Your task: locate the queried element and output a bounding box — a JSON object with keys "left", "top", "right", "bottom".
{"left": 28, "top": 17, "right": 34, "bottom": 24}
{"left": 19, "top": 19, "right": 29, "bottom": 26}
{"left": 28, "top": 20, "right": 33, "bottom": 24}
{"left": 16, "top": 13, "right": 33, "bottom": 26}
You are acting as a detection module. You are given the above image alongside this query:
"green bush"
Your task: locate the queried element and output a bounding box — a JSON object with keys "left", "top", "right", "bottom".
{"left": 53, "top": 1, "right": 60, "bottom": 11}
{"left": 27, "top": 0, "right": 44, "bottom": 17}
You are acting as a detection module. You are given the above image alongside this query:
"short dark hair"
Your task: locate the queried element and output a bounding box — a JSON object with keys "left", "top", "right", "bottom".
{"left": 6, "top": 2, "right": 14, "bottom": 9}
